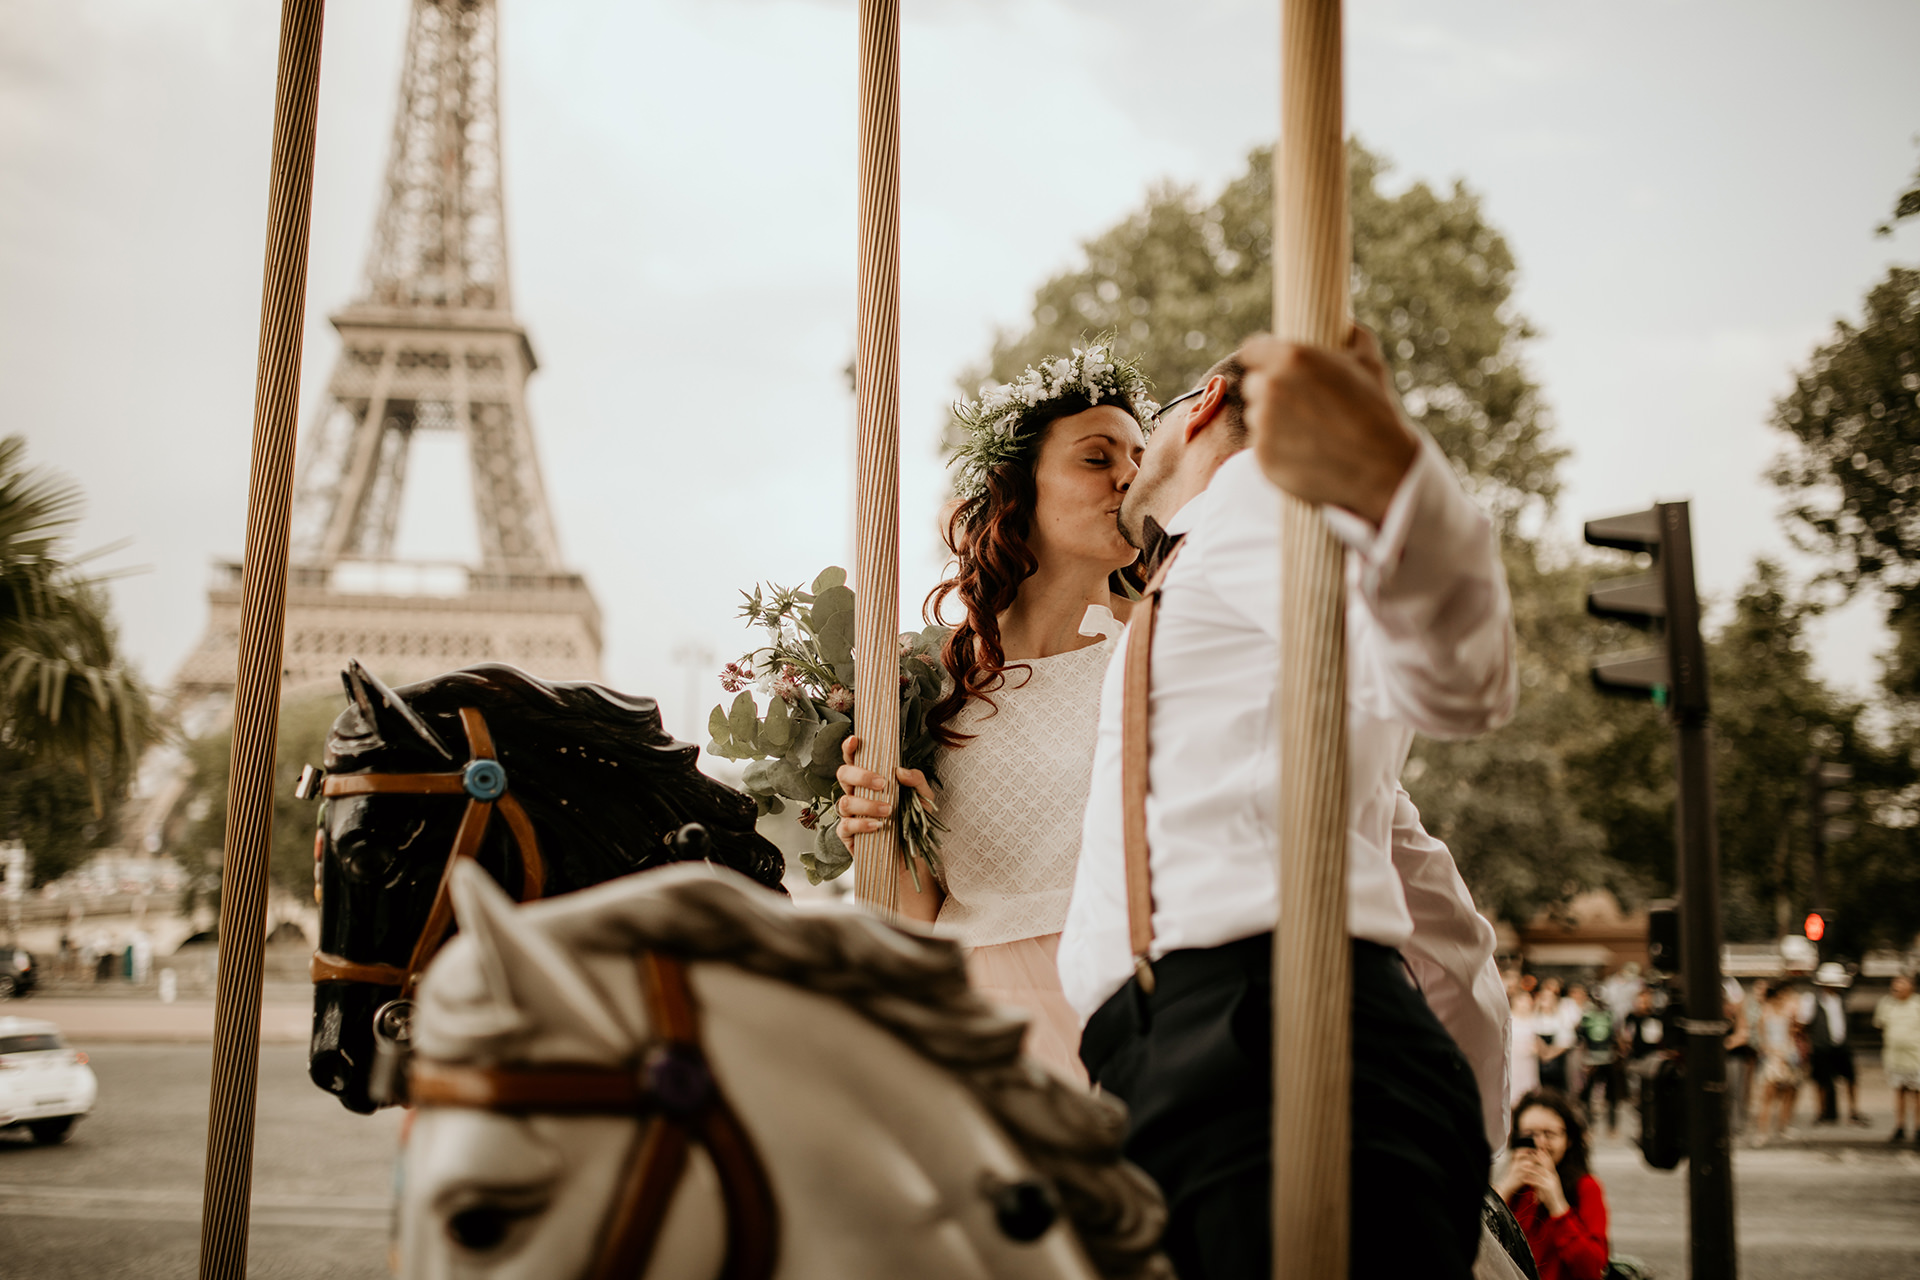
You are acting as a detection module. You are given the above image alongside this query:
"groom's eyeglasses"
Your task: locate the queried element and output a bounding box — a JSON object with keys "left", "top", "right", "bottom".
{"left": 1151, "top": 386, "right": 1206, "bottom": 426}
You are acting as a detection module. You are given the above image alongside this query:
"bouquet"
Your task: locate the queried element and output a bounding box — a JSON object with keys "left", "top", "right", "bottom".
{"left": 706, "top": 566, "right": 950, "bottom": 886}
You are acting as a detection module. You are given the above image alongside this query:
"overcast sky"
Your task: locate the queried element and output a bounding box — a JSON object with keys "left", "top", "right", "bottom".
{"left": 6, "top": 0, "right": 1919, "bottom": 740}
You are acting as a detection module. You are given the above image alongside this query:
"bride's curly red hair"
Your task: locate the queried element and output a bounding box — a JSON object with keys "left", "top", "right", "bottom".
{"left": 924, "top": 397, "right": 1144, "bottom": 748}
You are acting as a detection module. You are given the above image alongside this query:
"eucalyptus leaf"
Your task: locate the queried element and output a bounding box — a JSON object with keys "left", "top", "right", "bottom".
{"left": 812, "top": 565, "right": 847, "bottom": 593}
{"left": 762, "top": 694, "right": 792, "bottom": 747}
{"left": 728, "top": 692, "right": 760, "bottom": 754}
{"left": 708, "top": 704, "right": 730, "bottom": 743}
{"left": 809, "top": 719, "right": 853, "bottom": 777}
{"left": 812, "top": 820, "right": 853, "bottom": 881}
{"left": 744, "top": 757, "right": 818, "bottom": 803}
{"left": 812, "top": 585, "right": 856, "bottom": 663}
{"left": 784, "top": 716, "right": 821, "bottom": 769}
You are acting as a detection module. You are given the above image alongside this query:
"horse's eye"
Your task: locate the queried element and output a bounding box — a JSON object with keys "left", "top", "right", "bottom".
{"left": 982, "top": 1174, "right": 1057, "bottom": 1242}
{"left": 447, "top": 1203, "right": 516, "bottom": 1251}
{"left": 335, "top": 834, "right": 397, "bottom": 884}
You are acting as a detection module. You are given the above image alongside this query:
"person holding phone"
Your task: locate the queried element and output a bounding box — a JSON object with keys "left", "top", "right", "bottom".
{"left": 1496, "top": 1088, "right": 1610, "bottom": 1280}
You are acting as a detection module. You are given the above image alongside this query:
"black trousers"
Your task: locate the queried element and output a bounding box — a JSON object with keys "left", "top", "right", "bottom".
{"left": 1577, "top": 1056, "right": 1623, "bottom": 1131}
{"left": 1080, "top": 935, "right": 1488, "bottom": 1280}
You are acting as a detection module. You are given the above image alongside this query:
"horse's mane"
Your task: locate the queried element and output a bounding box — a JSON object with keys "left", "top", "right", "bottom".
{"left": 419, "top": 865, "right": 1170, "bottom": 1280}
{"left": 326, "top": 663, "right": 786, "bottom": 892}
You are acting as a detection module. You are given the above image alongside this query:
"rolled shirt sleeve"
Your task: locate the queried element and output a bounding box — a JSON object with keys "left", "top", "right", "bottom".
{"left": 1323, "top": 435, "right": 1518, "bottom": 740}
{"left": 1390, "top": 786, "right": 1510, "bottom": 1155}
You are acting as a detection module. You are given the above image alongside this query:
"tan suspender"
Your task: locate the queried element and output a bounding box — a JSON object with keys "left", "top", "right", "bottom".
{"left": 1121, "top": 543, "right": 1182, "bottom": 996}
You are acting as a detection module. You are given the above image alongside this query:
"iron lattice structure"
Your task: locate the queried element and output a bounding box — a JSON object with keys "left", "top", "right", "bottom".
{"left": 177, "top": 0, "right": 600, "bottom": 703}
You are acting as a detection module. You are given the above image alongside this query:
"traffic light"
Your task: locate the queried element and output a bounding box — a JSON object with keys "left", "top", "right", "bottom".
{"left": 1584, "top": 504, "right": 1709, "bottom": 717}
{"left": 1646, "top": 899, "right": 1680, "bottom": 976}
{"left": 1810, "top": 760, "right": 1854, "bottom": 843}
{"left": 1805, "top": 758, "right": 1852, "bottom": 958}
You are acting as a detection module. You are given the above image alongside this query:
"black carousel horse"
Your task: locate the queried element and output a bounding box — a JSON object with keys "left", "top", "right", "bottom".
{"left": 307, "top": 660, "right": 786, "bottom": 1114}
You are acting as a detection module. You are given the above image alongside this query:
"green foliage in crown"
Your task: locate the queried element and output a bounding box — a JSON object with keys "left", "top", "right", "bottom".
{"left": 948, "top": 339, "right": 1157, "bottom": 503}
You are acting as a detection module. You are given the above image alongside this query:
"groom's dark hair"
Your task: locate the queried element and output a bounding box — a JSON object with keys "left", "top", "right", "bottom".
{"left": 1199, "top": 351, "right": 1248, "bottom": 446}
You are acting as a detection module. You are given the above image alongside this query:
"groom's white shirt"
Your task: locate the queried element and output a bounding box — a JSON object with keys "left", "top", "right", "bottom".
{"left": 1057, "top": 441, "right": 1516, "bottom": 1143}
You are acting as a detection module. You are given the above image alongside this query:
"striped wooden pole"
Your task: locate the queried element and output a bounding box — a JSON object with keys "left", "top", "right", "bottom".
{"left": 1271, "top": 0, "right": 1353, "bottom": 1275}
{"left": 850, "top": 0, "right": 902, "bottom": 916}
{"left": 198, "top": 3, "right": 326, "bottom": 1276}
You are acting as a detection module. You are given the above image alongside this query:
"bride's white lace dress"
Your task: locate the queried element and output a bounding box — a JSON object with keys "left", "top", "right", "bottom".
{"left": 932, "top": 606, "right": 1119, "bottom": 1084}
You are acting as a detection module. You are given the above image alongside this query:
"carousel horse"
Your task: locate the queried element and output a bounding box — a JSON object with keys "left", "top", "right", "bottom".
{"left": 396, "top": 859, "right": 1170, "bottom": 1280}
{"left": 307, "top": 660, "right": 787, "bottom": 1114}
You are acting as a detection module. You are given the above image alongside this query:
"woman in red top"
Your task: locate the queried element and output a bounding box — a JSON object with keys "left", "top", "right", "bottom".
{"left": 1496, "top": 1087, "right": 1610, "bottom": 1280}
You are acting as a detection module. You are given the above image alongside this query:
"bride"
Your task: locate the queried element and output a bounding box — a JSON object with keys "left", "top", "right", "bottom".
{"left": 837, "top": 344, "right": 1157, "bottom": 1084}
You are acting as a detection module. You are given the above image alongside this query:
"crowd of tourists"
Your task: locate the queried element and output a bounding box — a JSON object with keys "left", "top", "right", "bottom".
{"left": 1728, "top": 963, "right": 1920, "bottom": 1146}
{"left": 1506, "top": 961, "right": 1920, "bottom": 1149}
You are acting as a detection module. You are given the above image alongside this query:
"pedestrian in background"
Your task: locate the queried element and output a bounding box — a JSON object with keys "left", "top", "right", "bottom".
{"left": 1802, "top": 962, "right": 1868, "bottom": 1126}
{"left": 1729, "top": 978, "right": 1770, "bottom": 1132}
{"left": 1496, "top": 1088, "right": 1610, "bottom": 1280}
{"left": 1510, "top": 987, "right": 1541, "bottom": 1106}
{"left": 1537, "top": 978, "right": 1576, "bottom": 1092}
{"left": 1875, "top": 972, "right": 1920, "bottom": 1144}
{"left": 1755, "top": 981, "right": 1805, "bottom": 1144}
{"left": 1600, "top": 962, "right": 1643, "bottom": 1024}
{"left": 1575, "top": 984, "right": 1621, "bottom": 1135}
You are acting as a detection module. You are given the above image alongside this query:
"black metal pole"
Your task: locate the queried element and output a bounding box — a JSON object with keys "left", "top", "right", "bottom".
{"left": 1660, "top": 502, "right": 1737, "bottom": 1280}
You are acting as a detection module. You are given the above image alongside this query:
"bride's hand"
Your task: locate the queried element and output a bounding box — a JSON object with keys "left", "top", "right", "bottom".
{"left": 834, "top": 734, "right": 937, "bottom": 836}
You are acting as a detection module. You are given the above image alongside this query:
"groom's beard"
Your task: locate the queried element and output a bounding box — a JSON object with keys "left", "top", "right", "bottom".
{"left": 1116, "top": 490, "right": 1147, "bottom": 550}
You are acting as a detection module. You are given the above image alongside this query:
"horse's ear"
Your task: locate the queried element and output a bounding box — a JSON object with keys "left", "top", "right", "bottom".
{"left": 447, "top": 861, "right": 628, "bottom": 1061}
{"left": 340, "top": 660, "right": 454, "bottom": 762}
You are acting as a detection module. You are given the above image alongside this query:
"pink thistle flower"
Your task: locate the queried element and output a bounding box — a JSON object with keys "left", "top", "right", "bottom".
{"left": 772, "top": 665, "right": 804, "bottom": 703}
{"left": 824, "top": 684, "right": 853, "bottom": 713}
{"left": 719, "top": 660, "right": 755, "bottom": 693}
{"left": 797, "top": 806, "right": 820, "bottom": 830}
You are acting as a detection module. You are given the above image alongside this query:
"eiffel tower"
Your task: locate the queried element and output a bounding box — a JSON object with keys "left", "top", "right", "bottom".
{"left": 175, "top": 0, "right": 601, "bottom": 707}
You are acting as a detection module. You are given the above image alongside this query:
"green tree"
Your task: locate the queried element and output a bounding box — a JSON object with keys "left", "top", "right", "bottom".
{"left": 0, "top": 436, "right": 159, "bottom": 884}
{"left": 1769, "top": 267, "right": 1920, "bottom": 600}
{"left": 974, "top": 140, "right": 1565, "bottom": 528}
{"left": 176, "top": 688, "right": 341, "bottom": 912}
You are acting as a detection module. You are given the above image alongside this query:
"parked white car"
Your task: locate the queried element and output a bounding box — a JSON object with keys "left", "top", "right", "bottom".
{"left": 0, "top": 1016, "right": 97, "bottom": 1144}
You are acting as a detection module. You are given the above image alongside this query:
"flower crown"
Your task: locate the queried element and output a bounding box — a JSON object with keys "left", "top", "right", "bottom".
{"left": 948, "top": 341, "right": 1158, "bottom": 503}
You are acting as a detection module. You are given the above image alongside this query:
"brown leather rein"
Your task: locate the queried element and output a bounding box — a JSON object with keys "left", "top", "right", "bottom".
{"left": 310, "top": 706, "right": 547, "bottom": 995}
{"left": 410, "top": 951, "right": 780, "bottom": 1280}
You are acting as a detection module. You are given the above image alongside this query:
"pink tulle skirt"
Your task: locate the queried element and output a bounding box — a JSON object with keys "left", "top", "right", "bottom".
{"left": 965, "top": 932, "right": 1090, "bottom": 1087}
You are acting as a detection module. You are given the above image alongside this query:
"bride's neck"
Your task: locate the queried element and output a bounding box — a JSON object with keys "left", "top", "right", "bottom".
{"left": 996, "top": 559, "right": 1128, "bottom": 660}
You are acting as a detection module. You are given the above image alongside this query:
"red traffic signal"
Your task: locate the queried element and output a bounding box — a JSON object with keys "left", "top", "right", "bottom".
{"left": 1804, "top": 910, "right": 1827, "bottom": 942}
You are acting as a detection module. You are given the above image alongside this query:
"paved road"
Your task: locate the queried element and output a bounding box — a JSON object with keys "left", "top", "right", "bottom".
{"left": 1, "top": 1043, "right": 401, "bottom": 1279}
{"left": 5, "top": 1043, "right": 1919, "bottom": 1277}
{"left": 1597, "top": 1132, "right": 1920, "bottom": 1279}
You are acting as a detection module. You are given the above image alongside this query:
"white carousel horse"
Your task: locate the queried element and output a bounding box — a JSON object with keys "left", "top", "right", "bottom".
{"left": 395, "top": 860, "right": 1170, "bottom": 1279}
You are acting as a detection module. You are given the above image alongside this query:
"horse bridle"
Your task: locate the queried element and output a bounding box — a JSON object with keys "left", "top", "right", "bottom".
{"left": 409, "top": 950, "right": 780, "bottom": 1280}
{"left": 310, "top": 705, "right": 547, "bottom": 996}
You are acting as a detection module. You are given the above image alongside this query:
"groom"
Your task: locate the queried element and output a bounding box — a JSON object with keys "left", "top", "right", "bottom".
{"left": 1057, "top": 327, "right": 1516, "bottom": 1279}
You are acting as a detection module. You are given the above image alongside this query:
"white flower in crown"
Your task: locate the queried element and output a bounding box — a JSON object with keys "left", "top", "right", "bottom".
{"left": 947, "top": 335, "right": 1157, "bottom": 504}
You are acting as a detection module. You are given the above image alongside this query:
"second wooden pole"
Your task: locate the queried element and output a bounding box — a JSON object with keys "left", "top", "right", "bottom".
{"left": 1271, "top": 0, "right": 1353, "bottom": 1275}
{"left": 198, "top": 2, "right": 326, "bottom": 1276}
{"left": 850, "top": 0, "right": 902, "bottom": 916}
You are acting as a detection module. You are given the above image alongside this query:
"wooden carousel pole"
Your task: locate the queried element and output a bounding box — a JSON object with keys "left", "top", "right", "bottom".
{"left": 850, "top": 0, "right": 902, "bottom": 915}
{"left": 198, "top": 3, "right": 326, "bottom": 1276}
{"left": 1271, "top": 0, "right": 1353, "bottom": 1275}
